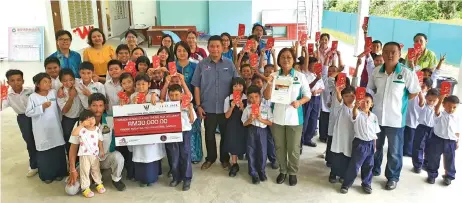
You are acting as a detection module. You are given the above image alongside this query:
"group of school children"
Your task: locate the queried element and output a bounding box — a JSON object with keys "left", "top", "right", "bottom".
{"left": 1, "top": 28, "right": 460, "bottom": 198}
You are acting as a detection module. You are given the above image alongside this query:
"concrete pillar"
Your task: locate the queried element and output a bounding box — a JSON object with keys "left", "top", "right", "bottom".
{"left": 351, "top": 0, "right": 370, "bottom": 87}
{"left": 457, "top": 57, "right": 462, "bottom": 100}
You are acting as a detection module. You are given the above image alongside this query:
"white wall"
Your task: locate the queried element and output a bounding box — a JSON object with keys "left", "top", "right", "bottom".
{"left": 252, "top": 0, "right": 298, "bottom": 23}
{"left": 131, "top": 0, "right": 157, "bottom": 26}
{"left": 107, "top": 1, "right": 131, "bottom": 37}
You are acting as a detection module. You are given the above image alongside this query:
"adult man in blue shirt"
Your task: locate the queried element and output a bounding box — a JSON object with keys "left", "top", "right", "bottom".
{"left": 49, "top": 30, "right": 82, "bottom": 78}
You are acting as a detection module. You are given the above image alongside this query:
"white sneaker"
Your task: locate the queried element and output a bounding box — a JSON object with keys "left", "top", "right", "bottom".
{"left": 26, "top": 168, "right": 38, "bottom": 177}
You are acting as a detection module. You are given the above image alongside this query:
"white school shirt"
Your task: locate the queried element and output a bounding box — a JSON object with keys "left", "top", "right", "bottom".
{"left": 430, "top": 69, "right": 440, "bottom": 88}
{"left": 367, "top": 63, "right": 421, "bottom": 128}
{"left": 75, "top": 79, "right": 106, "bottom": 109}
{"left": 69, "top": 120, "right": 113, "bottom": 161}
{"left": 57, "top": 87, "right": 83, "bottom": 118}
{"left": 433, "top": 111, "right": 461, "bottom": 141}
{"left": 302, "top": 71, "right": 324, "bottom": 96}
{"left": 104, "top": 79, "right": 123, "bottom": 116}
{"left": 51, "top": 77, "right": 62, "bottom": 91}
{"left": 241, "top": 100, "right": 274, "bottom": 128}
{"left": 417, "top": 102, "right": 436, "bottom": 127}
{"left": 270, "top": 69, "right": 312, "bottom": 126}
{"left": 352, "top": 110, "right": 381, "bottom": 141}
{"left": 320, "top": 65, "right": 332, "bottom": 112}
{"left": 25, "top": 89, "right": 65, "bottom": 151}
{"left": 77, "top": 127, "right": 103, "bottom": 156}
{"left": 181, "top": 106, "right": 197, "bottom": 132}
{"left": 365, "top": 55, "right": 376, "bottom": 82}
{"left": 1, "top": 87, "right": 34, "bottom": 114}
{"left": 223, "top": 94, "right": 247, "bottom": 113}
{"left": 405, "top": 96, "right": 420, "bottom": 129}
{"left": 329, "top": 104, "right": 355, "bottom": 157}
{"left": 128, "top": 91, "right": 166, "bottom": 163}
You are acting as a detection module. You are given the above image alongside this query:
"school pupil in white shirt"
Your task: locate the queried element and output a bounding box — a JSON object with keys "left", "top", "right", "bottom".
{"left": 0, "top": 69, "right": 38, "bottom": 177}
{"left": 242, "top": 85, "right": 273, "bottom": 184}
{"left": 25, "top": 73, "right": 67, "bottom": 183}
{"left": 404, "top": 78, "right": 433, "bottom": 157}
{"left": 105, "top": 60, "right": 124, "bottom": 116}
{"left": 341, "top": 93, "right": 380, "bottom": 194}
{"left": 75, "top": 62, "right": 106, "bottom": 109}
{"left": 127, "top": 73, "right": 165, "bottom": 187}
{"left": 70, "top": 110, "right": 106, "bottom": 198}
{"left": 319, "top": 65, "right": 337, "bottom": 145}
{"left": 412, "top": 88, "right": 440, "bottom": 173}
{"left": 165, "top": 84, "right": 196, "bottom": 191}
{"left": 57, "top": 69, "right": 83, "bottom": 155}
{"left": 44, "top": 56, "right": 62, "bottom": 90}
{"left": 426, "top": 95, "right": 460, "bottom": 185}
{"left": 328, "top": 86, "right": 356, "bottom": 184}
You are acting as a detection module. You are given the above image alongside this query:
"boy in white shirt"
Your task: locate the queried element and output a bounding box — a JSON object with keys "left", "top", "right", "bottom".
{"left": 412, "top": 88, "right": 439, "bottom": 173}
{"left": 341, "top": 93, "right": 380, "bottom": 194}
{"left": 242, "top": 85, "right": 273, "bottom": 184}
{"left": 1, "top": 69, "right": 37, "bottom": 177}
{"left": 44, "top": 56, "right": 62, "bottom": 91}
{"left": 76, "top": 62, "right": 106, "bottom": 109}
{"left": 426, "top": 95, "right": 460, "bottom": 185}
{"left": 104, "top": 60, "right": 124, "bottom": 116}
{"left": 57, "top": 69, "right": 83, "bottom": 155}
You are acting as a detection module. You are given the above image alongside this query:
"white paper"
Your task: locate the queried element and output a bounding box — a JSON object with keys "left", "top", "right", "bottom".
{"left": 270, "top": 76, "right": 293, "bottom": 105}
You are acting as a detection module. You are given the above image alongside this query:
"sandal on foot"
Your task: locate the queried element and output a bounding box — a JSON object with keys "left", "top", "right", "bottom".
{"left": 82, "top": 188, "right": 95, "bottom": 198}
{"left": 96, "top": 184, "right": 106, "bottom": 194}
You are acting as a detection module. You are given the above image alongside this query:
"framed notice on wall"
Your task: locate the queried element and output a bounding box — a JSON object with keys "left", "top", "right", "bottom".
{"left": 8, "top": 27, "right": 45, "bottom": 62}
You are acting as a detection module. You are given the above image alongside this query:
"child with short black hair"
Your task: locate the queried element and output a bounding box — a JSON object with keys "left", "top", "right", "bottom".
{"left": 44, "top": 56, "right": 62, "bottom": 90}
{"left": 242, "top": 85, "right": 273, "bottom": 184}
{"left": 76, "top": 62, "right": 105, "bottom": 109}
{"left": 240, "top": 64, "right": 253, "bottom": 88}
{"left": 135, "top": 56, "right": 150, "bottom": 74}
{"left": 105, "top": 59, "right": 124, "bottom": 115}
{"left": 1, "top": 69, "right": 38, "bottom": 177}
{"left": 341, "top": 93, "right": 380, "bottom": 194}
{"left": 426, "top": 95, "right": 460, "bottom": 185}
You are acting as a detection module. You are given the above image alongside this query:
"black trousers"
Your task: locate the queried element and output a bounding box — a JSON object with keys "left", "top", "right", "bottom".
{"left": 204, "top": 113, "right": 229, "bottom": 163}
{"left": 17, "top": 114, "right": 38, "bottom": 169}
{"left": 61, "top": 116, "right": 79, "bottom": 155}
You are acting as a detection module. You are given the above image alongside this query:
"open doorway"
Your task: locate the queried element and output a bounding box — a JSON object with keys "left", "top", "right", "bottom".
{"left": 104, "top": 1, "right": 112, "bottom": 37}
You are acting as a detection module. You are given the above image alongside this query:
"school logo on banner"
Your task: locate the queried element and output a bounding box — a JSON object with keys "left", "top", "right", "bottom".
{"left": 144, "top": 105, "right": 150, "bottom": 111}
{"left": 160, "top": 135, "right": 167, "bottom": 142}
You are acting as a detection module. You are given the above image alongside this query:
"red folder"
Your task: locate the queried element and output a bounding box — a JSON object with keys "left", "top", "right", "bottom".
{"left": 314, "top": 63, "right": 323, "bottom": 76}
{"left": 136, "top": 93, "right": 146, "bottom": 104}
{"left": 331, "top": 41, "right": 338, "bottom": 52}
{"left": 416, "top": 71, "right": 424, "bottom": 83}
{"left": 168, "top": 62, "right": 177, "bottom": 76}
{"left": 250, "top": 53, "right": 259, "bottom": 67}
{"left": 181, "top": 94, "right": 191, "bottom": 109}
{"left": 315, "top": 32, "right": 321, "bottom": 42}
{"left": 408, "top": 48, "right": 416, "bottom": 61}
{"left": 440, "top": 81, "right": 452, "bottom": 95}
{"left": 336, "top": 73, "right": 346, "bottom": 87}
{"left": 308, "top": 43, "right": 314, "bottom": 55}
{"left": 265, "top": 37, "right": 275, "bottom": 49}
{"left": 251, "top": 104, "right": 260, "bottom": 116}
{"left": 152, "top": 56, "right": 160, "bottom": 68}
{"left": 356, "top": 87, "right": 366, "bottom": 101}
{"left": 238, "top": 24, "right": 245, "bottom": 37}
{"left": 233, "top": 91, "right": 242, "bottom": 103}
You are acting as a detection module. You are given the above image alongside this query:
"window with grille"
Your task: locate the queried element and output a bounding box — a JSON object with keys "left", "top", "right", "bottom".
{"left": 68, "top": 0, "right": 94, "bottom": 28}
{"left": 113, "top": 1, "right": 128, "bottom": 20}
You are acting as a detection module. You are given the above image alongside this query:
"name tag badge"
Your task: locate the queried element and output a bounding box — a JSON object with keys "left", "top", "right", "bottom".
{"left": 49, "top": 98, "right": 56, "bottom": 101}
{"left": 392, "top": 80, "right": 405, "bottom": 84}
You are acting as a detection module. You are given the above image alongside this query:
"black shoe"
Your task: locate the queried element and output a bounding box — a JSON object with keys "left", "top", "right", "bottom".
{"left": 229, "top": 164, "right": 239, "bottom": 177}
{"left": 319, "top": 138, "right": 327, "bottom": 143}
{"left": 276, "top": 173, "right": 287, "bottom": 184}
{"left": 443, "top": 176, "right": 452, "bottom": 186}
{"left": 305, "top": 141, "right": 317, "bottom": 147}
{"left": 112, "top": 180, "right": 126, "bottom": 191}
{"left": 385, "top": 180, "right": 397, "bottom": 190}
{"left": 168, "top": 170, "right": 172, "bottom": 178}
{"left": 329, "top": 174, "right": 337, "bottom": 183}
{"left": 258, "top": 173, "right": 268, "bottom": 182}
{"left": 238, "top": 155, "right": 244, "bottom": 160}
{"left": 252, "top": 176, "right": 260, "bottom": 184}
{"left": 372, "top": 171, "right": 380, "bottom": 176}
{"left": 44, "top": 180, "right": 53, "bottom": 184}
{"left": 183, "top": 180, "right": 191, "bottom": 191}
{"left": 55, "top": 176, "right": 63, "bottom": 181}
{"left": 289, "top": 175, "right": 297, "bottom": 186}
{"left": 169, "top": 180, "right": 180, "bottom": 187}
{"left": 361, "top": 183, "right": 372, "bottom": 194}
{"left": 271, "top": 162, "right": 279, "bottom": 169}
{"left": 139, "top": 183, "right": 147, "bottom": 187}
{"left": 427, "top": 177, "right": 435, "bottom": 184}
{"left": 340, "top": 186, "right": 348, "bottom": 194}
{"left": 413, "top": 167, "right": 422, "bottom": 174}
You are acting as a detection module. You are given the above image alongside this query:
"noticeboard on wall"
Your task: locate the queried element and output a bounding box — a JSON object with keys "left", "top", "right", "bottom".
{"left": 8, "top": 27, "right": 45, "bottom": 62}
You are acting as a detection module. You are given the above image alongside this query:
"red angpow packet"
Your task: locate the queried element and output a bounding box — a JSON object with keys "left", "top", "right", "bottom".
{"left": 408, "top": 48, "right": 416, "bottom": 61}
{"left": 117, "top": 91, "right": 129, "bottom": 103}
{"left": 315, "top": 32, "right": 321, "bottom": 42}
{"left": 336, "top": 73, "right": 346, "bottom": 87}
{"left": 414, "top": 43, "right": 422, "bottom": 54}
{"left": 331, "top": 41, "right": 338, "bottom": 52}
{"left": 168, "top": 62, "right": 177, "bottom": 76}
{"left": 238, "top": 24, "right": 245, "bottom": 37}
{"left": 250, "top": 53, "right": 259, "bottom": 67}
{"left": 314, "top": 63, "right": 323, "bottom": 76}
{"left": 356, "top": 87, "right": 366, "bottom": 101}
{"left": 416, "top": 71, "right": 424, "bottom": 83}
{"left": 251, "top": 104, "right": 260, "bottom": 116}
{"left": 244, "top": 40, "right": 252, "bottom": 52}
{"left": 308, "top": 43, "right": 314, "bottom": 55}
{"left": 440, "top": 81, "right": 452, "bottom": 95}
{"left": 181, "top": 94, "right": 191, "bottom": 109}
{"left": 299, "top": 32, "right": 308, "bottom": 45}
{"left": 365, "top": 37, "right": 373, "bottom": 50}
{"left": 233, "top": 91, "right": 242, "bottom": 103}
{"left": 136, "top": 92, "right": 146, "bottom": 104}
{"left": 363, "top": 16, "right": 369, "bottom": 28}
{"left": 152, "top": 55, "right": 160, "bottom": 68}
{"left": 125, "top": 61, "right": 137, "bottom": 77}
{"left": 1, "top": 84, "right": 8, "bottom": 100}
{"left": 265, "top": 37, "right": 275, "bottom": 49}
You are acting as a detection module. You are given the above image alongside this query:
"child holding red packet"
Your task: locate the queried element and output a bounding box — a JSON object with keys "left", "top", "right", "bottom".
{"left": 105, "top": 60, "right": 124, "bottom": 116}
{"left": 237, "top": 35, "right": 268, "bottom": 73}
{"left": 316, "top": 33, "right": 337, "bottom": 66}
{"left": 242, "top": 85, "right": 273, "bottom": 184}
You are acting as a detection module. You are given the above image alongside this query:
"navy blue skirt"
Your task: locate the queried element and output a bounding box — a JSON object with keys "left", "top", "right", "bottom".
{"left": 36, "top": 145, "right": 67, "bottom": 181}
{"left": 134, "top": 161, "right": 160, "bottom": 184}
{"left": 224, "top": 107, "right": 248, "bottom": 155}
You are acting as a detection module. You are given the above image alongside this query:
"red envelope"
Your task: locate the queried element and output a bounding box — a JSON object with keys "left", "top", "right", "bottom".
{"left": 349, "top": 67, "right": 356, "bottom": 76}
{"left": 1, "top": 84, "right": 8, "bottom": 100}
{"left": 363, "top": 16, "right": 369, "bottom": 28}
{"left": 233, "top": 91, "right": 242, "bottom": 103}
{"left": 152, "top": 56, "right": 160, "bottom": 68}
{"left": 440, "top": 81, "right": 452, "bottom": 95}
{"left": 331, "top": 41, "right": 338, "bottom": 52}
{"left": 238, "top": 24, "right": 245, "bottom": 37}
{"left": 136, "top": 93, "right": 146, "bottom": 104}
{"left": 181, "top": 94, "right": 191, "bottom": 109}
{"left": 356, "top": 87, "right": 366, "bottom": 101}
{"left": 416, "top": 71, "right": 424, "bottom": 83}
{"left": 168, "top": 62, "right": 177, "bottom": 75}
{"left": 314, "top": 63, "right": 322, "bottom": 76}
{"left": 336, "top": 73, "right": 346, "bottom": 87}
{"left": 251, "top": 104, "right": 260, "bottom": 116}
{"left": 125, "top": 63, "right": 137, "bottom": 77}
{"left": 414, "top": 43, "right": 422, "bottom": 54}
{"left": 408, "top": 48, "right": 416, "bottom": 61}
{"left": 117, "top": 91, "right": 129, "bottom": 103}
{"left": 265, "top": 37, "right": 275, "bottom": 49}
{"left": 244, "top": 40, "right": 252, "bottom": 52}
{"left": 315, "top": 32, "right": 321, "bottom": 42}
{"left": 308, "top": 43, "right": 314, "bottom": 55}
{"left": 365, "top": 37, "right": 373, "bottom": 50}
{"left": 250, "top": 53, "right": 259, "bottom": 67}
{"left": 300, "top": 33, "right": 308, "bottom": 45}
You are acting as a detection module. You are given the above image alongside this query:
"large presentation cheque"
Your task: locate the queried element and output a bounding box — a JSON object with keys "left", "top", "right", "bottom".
{"left": 113, "top": 101, "right": 183, "bottom": 146}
